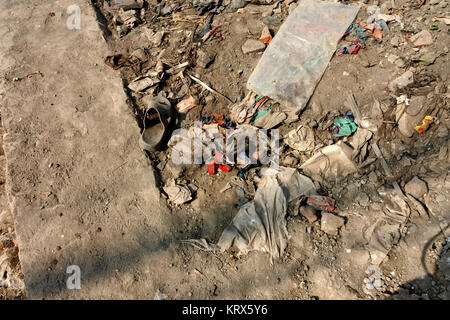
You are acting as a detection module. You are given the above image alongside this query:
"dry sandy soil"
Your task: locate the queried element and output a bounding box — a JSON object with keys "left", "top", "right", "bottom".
{"left": 0, "top": 0, "right": 449, "bottom": 299}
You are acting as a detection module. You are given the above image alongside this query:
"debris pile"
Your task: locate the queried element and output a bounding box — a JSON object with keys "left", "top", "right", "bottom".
{"left": 92, "top": 0, "right": 449, "bottom": 300}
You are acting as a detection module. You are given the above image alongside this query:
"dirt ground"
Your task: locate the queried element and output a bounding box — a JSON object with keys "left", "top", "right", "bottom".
{"left": 1, "top": 0, "right": 449, "bottom": 299}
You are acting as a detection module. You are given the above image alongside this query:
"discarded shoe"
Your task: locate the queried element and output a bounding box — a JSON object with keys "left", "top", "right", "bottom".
{"left": 139, "top": 96, "right": 173, "bottom": 152}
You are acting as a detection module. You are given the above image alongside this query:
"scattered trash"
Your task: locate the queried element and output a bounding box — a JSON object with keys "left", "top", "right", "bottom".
{"left": 229, "top": 92, "right": 260, "bottom": 124}
{"left": 299, "top": 205, "right": 318, "bottom": 222}
{"left": 139, "top": 96, "right": 173, "bottom": 152}
{"left": 372, "top": 143, "right": 405, "bottom": 200}
{"left": 229, "top": 93, "right": 286, "bottom": 129}
{"left": 396, "top": 95, "right": 428, "bottom": 138}
{"left": 184, "top": 167, "right": 317, "bottom": 260}
{"left": 176, "top": 95, "right": 198, "bottom": 113}
{"left": 350, "top": 128, "right": 373, "bottom": 164}
{"left": 346, "top": 93, "right": 379, "bottom": 132}
{"left": 300, "top": 141, "right": 358, "bottom": 182}
{"left": 336, "top": 22, "right": 367, "bottom": 56}
{"left": 330, "top": 113, "right": 357, "bottom": 137}
{"left": 206, "top": 152, "right": 232, "bottom": 175}
{"left": 415, "top": 116, "right": 433, "bottom": 134}
{"left": 128, "top": 76, "right": 159, "bottom": 92}
{"left": 285, "top": 125, "right": 315, "bottom": 152}
{"left": 163, "top": 180, "right": 193, "bottom": 205}
{"left": 252, "top": 108, "right": 286, "bottom": 129}
{"left": 104, "top": 54, "right": 140, "bottom": 71}
{"left": 306, "top": 195, "right": 336, "bottom": 212}
{"left": 188, "top": 74, "right": 234, "bottom": 103}
{"left": 247, "top": 0, "right": 360, "bottom": 116}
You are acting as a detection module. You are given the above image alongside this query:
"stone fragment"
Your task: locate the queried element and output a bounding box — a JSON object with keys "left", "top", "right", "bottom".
{"left": 320, "top": 212, "right": 345, "bottom": 235}
{"left": 242, "top": 39, "right": 266, "bottom": 54}
{"left": 410, "top": 30, "right": 433, "bottom": 47}
{"left": 300, "top": 205, "right": 318, "bottom": 223}
{"left": 405, "top": 176, "right": 428, "bottom": 199}
{"left": 389, "top": 70, "right": 414, "bottom": 92}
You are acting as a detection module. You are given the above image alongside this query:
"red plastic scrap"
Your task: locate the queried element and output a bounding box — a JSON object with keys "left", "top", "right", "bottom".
{"left": 206, "top": 152, "right": 232, "bottom": 175}
{"left": 306, "top": 196, "right": 336, "bottom": 212}
{"left": 217, "top": 164, "right": 232, "bottom": 172}
{"left": 206, "top": 161, "right": 216, "bottom": 175}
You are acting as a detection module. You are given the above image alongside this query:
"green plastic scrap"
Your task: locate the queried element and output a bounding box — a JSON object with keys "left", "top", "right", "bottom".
{"left": 333, "top": 116, "right": 357, "bottom": 137}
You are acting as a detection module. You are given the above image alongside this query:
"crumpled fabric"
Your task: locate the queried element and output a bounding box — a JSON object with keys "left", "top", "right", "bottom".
{"left": 185, "top": 167, "right": 317, "bottom": 261}
{"left": 350, "top": 128, "right": 373, "bottom": 163}
{"left": 285, "top": 125, "right": 315, "bottom": 152}
{"left": 163, "top": 180, "right": 192, "bottom": 205}
{"left": 300, "top": 141, "right": 357, "bottom": 182}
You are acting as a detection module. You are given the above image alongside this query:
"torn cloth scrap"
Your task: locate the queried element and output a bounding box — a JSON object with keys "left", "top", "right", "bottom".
{"left": 184, "top": 167, "right": 317, "bottom": 260}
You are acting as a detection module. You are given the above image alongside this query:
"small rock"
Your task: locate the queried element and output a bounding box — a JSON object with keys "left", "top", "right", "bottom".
{"left": 390, "top": 36, "right": 400, "bottom": 47}
{"left": 410, "top": 30, "right": 433, "bottom": 47}
{"left": 190, "top": 198, "right": 201, "bottom": 211}
{"left": 144, "top": 29, "right": 166, "bottom": 46}
{"left": 320, "top": 212, "right": 345, "bottom": 236}
{"left": 161, "top": 4, "right": 175, "bottom": 16}
{"left": 356, "top": 192, "right": 370, "bottom": 207}
{"left": 436, "top": 124, "right": 448, "bottom": 138}
{"left": 260, "top": 26, "right": 272, "bottom": 44}
{"left": 417, "top": 52, "right": 438, "bottom": 66}
{"left": 131, "top": 48, "right": 147, "bottom": 61}
{"left": 262, "top": 16, "right": 282, "bottom": 26}
{"left": 230, "top": 0, "right": 247, "bottom": 10}
{"left": 389, "top": 70, "right": 414, "bottom": 92}
{"left": 242, "top": 39, "right": 266, "bottom": 54}
{"left": 405, "top": 176, "right": 428, "bottom": 199}
{"left": 395, "top": 58, "right": 405, "bottom": 68}
{"left": 299, "top": 205, "right": 318, "bottom": 223}
{"left": 387, "top": 54, "right": 399, "bottom": 64}
{"left": 196, "top": 50, "right": 215, "bottom": 68}
{"left": 154, "top": 289, "right": 168, "bottom": 300}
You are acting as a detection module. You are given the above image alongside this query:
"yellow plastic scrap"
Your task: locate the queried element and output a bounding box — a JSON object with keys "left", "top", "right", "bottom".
{"left": 415, "top": 116, "right": 433, "bottom": 134}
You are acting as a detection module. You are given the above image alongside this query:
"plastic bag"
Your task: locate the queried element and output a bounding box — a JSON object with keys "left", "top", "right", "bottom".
{"left": 247, "top": 0, "right": 360, "bottom": 116}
